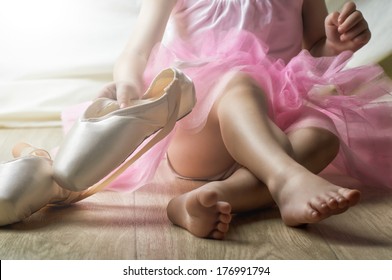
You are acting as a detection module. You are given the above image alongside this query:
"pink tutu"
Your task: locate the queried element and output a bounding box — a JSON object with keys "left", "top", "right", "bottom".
{"left": 62, "top": 29, "right": 392, "bottom": 191}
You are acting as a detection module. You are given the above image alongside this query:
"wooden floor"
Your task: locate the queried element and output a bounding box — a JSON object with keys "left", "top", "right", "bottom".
{"left": 0, "top": 127, "right": 391, "bottom": 260}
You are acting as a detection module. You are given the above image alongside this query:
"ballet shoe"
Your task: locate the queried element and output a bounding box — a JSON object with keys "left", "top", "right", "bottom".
{"left": 0, "top": 143, "right": 84, "bottom": 226}
{"left": 53, "top": 67, "right": 196, "bottom": 191}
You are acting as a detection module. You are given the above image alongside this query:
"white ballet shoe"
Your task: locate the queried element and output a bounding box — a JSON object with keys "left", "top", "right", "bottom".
{"left": 53, "top": 67, "right": 196, "bottom": 191}
{"left": 0, "top": 143, "right": 84, "bottom": 226}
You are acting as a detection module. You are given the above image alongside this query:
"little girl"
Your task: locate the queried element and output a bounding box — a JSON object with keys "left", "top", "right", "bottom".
{"left": 2, "top": 0, "right": 391, "bottom": 238}
{"left": 90, "top": 0, "right": 391, "bottom": 239}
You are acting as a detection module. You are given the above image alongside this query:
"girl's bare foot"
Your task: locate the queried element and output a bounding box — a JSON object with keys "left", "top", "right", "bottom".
{"left": 271, "top": 167, "right": 361, "bottom": 226}
{"left": 167, "top": 188, "right": 232, "bottom": 240}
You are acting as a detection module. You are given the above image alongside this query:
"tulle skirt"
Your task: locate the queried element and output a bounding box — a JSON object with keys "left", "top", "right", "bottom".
{"left": 62, "top": 30, "right": 392, "bottom": 191}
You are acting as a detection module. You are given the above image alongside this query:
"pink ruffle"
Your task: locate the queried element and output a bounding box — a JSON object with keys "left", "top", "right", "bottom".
{"left": 61, "top": 29, "right": 392, "bottom": 190}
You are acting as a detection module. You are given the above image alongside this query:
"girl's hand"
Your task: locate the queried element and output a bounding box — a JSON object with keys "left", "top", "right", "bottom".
{"left": 98, "top": 81, "right": 141, "bottom": 108}
{"left": 325, "top": 1, "right": 371, "bottom": 53}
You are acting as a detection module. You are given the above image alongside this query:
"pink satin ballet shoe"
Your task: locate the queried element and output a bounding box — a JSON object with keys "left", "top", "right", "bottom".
{"left": 0, "top": 143, "right": 86, "bottom": 226}
{"left": 53, "top": 67, "right": 196, "bottom": 191}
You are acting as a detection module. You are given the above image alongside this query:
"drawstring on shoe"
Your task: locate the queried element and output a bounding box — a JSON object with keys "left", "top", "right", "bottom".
{"left": 12, "top": 142, "right": 51, "bottom": 159}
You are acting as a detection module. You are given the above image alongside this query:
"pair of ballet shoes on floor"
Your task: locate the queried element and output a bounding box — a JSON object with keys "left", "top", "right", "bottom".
{"left": 0, "top": 68, "right": 196, "bottom": 226}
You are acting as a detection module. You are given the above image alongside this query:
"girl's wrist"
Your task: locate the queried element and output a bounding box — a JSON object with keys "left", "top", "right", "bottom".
{"left": 310, "top": 38, "right": 340, "bottom": 57}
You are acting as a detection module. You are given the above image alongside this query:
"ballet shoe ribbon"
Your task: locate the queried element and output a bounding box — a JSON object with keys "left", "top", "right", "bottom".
{"left": 12, "top": 142, "right": 51, "bottom": 159}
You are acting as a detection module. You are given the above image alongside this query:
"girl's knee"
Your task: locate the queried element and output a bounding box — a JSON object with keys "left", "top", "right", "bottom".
{"left": 320, "top": 130, "right": 340, "bottom": 159}
{"left": 290, "top": 127, "right": 340, "bottom": 162}
{"left": 225, "top": 72, "right": 264, "bottom": 95}
{"left": 308, "top": 128, "right": 340, "bottom": 155}
{"left": 218, "top": 72, "right": 268, "bottom": 108}
{"left": 312, "top": 129, "right": 340, "bottom": 170}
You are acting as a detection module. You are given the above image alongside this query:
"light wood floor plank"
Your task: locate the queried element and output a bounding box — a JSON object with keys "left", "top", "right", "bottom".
{"left": 1, "top": 128, "right": 391, "bottom": 260}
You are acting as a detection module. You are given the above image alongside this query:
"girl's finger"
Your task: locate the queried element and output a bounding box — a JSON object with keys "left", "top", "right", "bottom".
{"left": 340, "top": 20, "right": 369, "bottom": 42}
{"left": 353, "top": 29, "right": 371, "bottom": 45}
{"left": 325, "top": 11, "right": 340, "bottom": 28}
{"left": 338, "top": 1, "right": 357, "bottom": 24}
{"left": 338, "top": 10, "right": 364, "bottom": 34}
{"left": 97, "top": 83, "right": 116, "bottom": 99}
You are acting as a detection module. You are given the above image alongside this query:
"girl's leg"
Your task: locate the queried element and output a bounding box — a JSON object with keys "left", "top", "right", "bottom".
{"left": 167, "top": 72, "right": 360, "bottom": 236}
{"left": 212, "top": 73, "right": 360, "bottom": 226}
{"left": 167, "top": 127, "right": 342, "bottom": 239}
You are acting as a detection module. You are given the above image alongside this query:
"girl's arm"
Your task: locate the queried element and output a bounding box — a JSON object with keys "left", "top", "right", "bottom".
{"left": 302, "top": 0, "right": 371, "bottom": 57}
{"left": 101, "top": 0, "right": 177, "bottom": 108}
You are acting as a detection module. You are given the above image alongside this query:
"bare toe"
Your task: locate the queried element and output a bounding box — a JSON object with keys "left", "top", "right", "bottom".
{"left": 219, "top": 213, "right": 232, "bottom": 224}
{"left": 339, "top": 188, "right": 361, "bottom": 206}
{"left": 326, "top": 195, "right": 339, "bottom": 209}
{"left": 217, "top": 222, "right": 230, "bottom": 233}
{"left": 198, "top": 190, "right": 218, "bottom": 208}
{"left": 210, "top": 230, "right": 225, "bottom": 240}
{"left": 217, "top": 201, "right": 231, "bottom": 214}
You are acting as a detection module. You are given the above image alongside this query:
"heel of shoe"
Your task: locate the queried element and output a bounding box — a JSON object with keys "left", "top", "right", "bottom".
{"left": 176, "top": 70, "right": 197, "bottom": 120}
{"left": 0, "top": 143, "right": 73, "bottom": 226}
{"left": 0, "top": 155, "right": 54, "bottom": 226}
